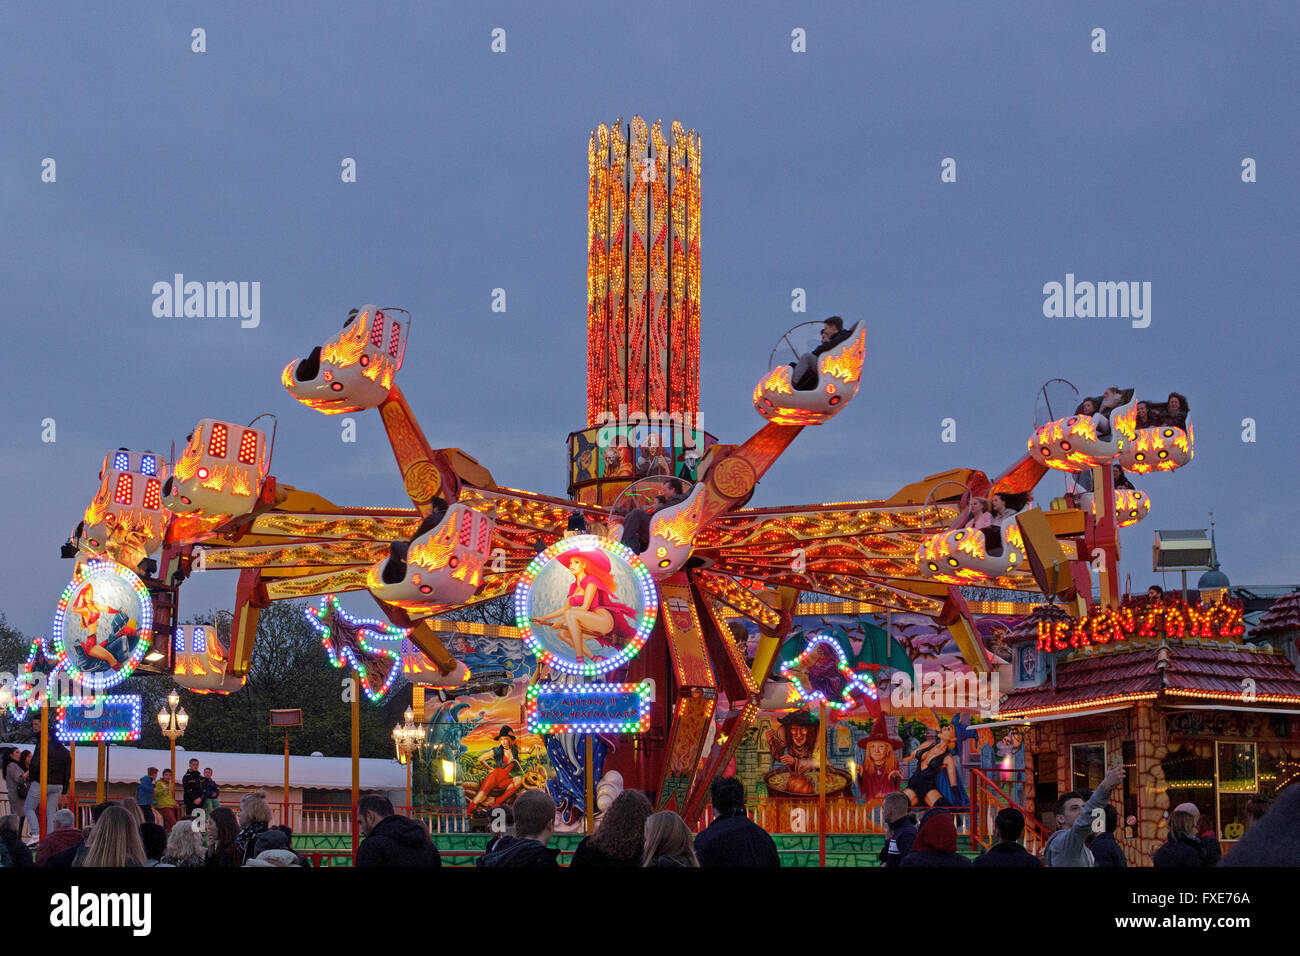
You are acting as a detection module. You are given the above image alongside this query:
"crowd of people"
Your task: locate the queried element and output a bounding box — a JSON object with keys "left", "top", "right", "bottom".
{"left": 3, "top": 762, "right": 1294, "bottom": 867}
{"left": 479, "top": 777, "right": 780, "bottom": 867}
{"left": 878, "top": 763, "right": 1296, "bottom": 867}
{"left": 2, "top": 727, "right": 226, "bottom": 844}
{"left": 0, "top": 788, "right": 314, "bottom": 868}
{"left": 2, "top": 720, "right": 71, "bottom": 839}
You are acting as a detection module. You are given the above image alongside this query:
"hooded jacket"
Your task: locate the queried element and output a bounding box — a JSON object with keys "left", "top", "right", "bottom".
{"left": 355, "top": 814, "right": 441, "bottom": 868}
{"left": 900, "top": 811, "right": 972, "bottom": 867}
{"left": 245, "top": 849, "right": 306, "bottom": 868}
{"left": 478, "top": 835, "right": 559, "bottom": 868}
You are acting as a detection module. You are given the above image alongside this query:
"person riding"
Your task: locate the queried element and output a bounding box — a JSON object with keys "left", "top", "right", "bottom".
{"left": 790, "top": 316, "right": 853, "bottom": 390}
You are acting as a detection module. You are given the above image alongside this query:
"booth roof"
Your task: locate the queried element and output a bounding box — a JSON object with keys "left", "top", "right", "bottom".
{"left": 1000, "top": 641, "right": 1300, "bottom": 717}
{"left": 70, "top": 746, "right": 406, "bottom": 790}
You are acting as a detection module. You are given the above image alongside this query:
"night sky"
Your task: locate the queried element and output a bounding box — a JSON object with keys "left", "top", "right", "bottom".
{"left": 2, "top": 2, "right": 1296, "bottom": 636}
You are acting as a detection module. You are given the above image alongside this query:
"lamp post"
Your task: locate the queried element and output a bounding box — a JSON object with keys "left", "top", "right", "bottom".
{"left": 392, "top": 707, "right": 423, "bottom": 813}
{"left": 156, "top": 690, "right": 188, "bottom": 811}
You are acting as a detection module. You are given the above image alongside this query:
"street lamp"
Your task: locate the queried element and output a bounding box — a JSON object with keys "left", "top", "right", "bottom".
{"left": 392, "top": 706, "right": 424, "bottom": 813}
{"left": 157, "top": 690, "right": 188, "bottom": 811}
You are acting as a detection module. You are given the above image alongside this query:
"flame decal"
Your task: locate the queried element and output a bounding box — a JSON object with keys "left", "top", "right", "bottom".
{"left": 174, "top": 432, "right": 203, "bottom": 482}
{"left": 1112, "top": 403, "right": 1138, "bottom": 442}
{"left": 652, "top": 492, "right": 706, "bottom": 547}
{"left": 200, "top": 464, "right": 229, "bottom": 491}
{"left": 321, "top": 311, "right": 370, "bottom": 367}
{"left": 408, "top": 517, "right": 458, "bottom": 571}
{"left": 761, "top": 366, "right": 793, "bottom": 395}
{"left": 231, "top": 468, "right": 252, "bottom": 497}
{"left": 819, "top": 328, "right": 865, "bottom": 383}
{"left": 84, "top": 483, "right": 111, "bottom": 527}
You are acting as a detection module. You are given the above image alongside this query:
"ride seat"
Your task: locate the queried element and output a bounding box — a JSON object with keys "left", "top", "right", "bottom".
{"left": 381, "top": 541, "right": 411, "bottom": 584}
{"left": 295, "top": 346, "right": 322, "bottom": 382}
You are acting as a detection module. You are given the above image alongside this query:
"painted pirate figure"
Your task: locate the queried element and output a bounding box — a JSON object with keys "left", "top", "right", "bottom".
{"left": 469, "top": 726, "right": 528, "bottom": 811}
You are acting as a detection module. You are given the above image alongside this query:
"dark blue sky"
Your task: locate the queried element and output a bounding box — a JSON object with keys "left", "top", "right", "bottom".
{"left": 3, "top": 2, "right": 1296, "bottom": 636}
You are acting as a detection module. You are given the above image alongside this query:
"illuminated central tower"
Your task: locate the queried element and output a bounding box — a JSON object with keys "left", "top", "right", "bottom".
{"left": 569, "top": 116, "right": 712, "bottom": 506}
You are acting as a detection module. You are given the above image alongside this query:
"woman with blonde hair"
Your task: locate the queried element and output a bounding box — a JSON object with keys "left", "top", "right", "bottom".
{"left": 1153, "top": 804, "right": 1214, "bottom": 867}
{"left": 160, "top": 820, "right": 206, "bottom": 866}
{"left": 78, "top": 805, "right": 146, "bottom": 867}
{"left": 642, "top": 810, "right": 698, "bottom": 867}
{"left": 235, "top": 791, "right": 272, "bottom": 865}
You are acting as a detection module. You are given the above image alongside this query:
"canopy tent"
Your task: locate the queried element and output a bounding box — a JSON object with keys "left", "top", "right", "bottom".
{"left": 69, "top": 746, "right": 406, "bottom": 790}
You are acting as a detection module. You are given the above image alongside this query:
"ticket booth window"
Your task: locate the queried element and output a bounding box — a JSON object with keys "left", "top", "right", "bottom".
{"left": 1216, "top": 742, "right": 1258, "bottom": 841}
{"left": 1070, "top": 742, "right": 1106, "bottom": 792}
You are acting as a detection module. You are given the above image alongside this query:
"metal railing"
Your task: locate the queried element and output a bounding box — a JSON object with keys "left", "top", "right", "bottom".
{"left": 696, "top": 796, "right": 973, "bottom": 835}
{"left": 968, "top": 767, "right": 1049, "bottom": 855}
{"left": 15, "top": 792, "right": 983, "bottom": 840}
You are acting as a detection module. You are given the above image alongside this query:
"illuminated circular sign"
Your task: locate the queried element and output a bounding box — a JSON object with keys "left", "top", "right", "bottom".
{"left": 514, "top": 535, "right": 658, "bottom": 677}
{"left": 52, "top": 560, "right": 153, "bottom": 691}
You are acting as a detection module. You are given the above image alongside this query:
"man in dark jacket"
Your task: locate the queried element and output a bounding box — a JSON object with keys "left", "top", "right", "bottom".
{"left": 181, "top": 759, "right": 204, "bottom": 815}
{"left": 900, "top": 809, "right": 972, "bottom": 867}
{"left": 878, "top": 792, "right": 918, "bottom": 867}
{"left": 355, "top": 795, "right": 441, "bottom": 867}
{"left": 974, "top": 808, "right": 1042, "bottom": 867}
{"left": 694, "top": 777, "right": 780, "bottom": 867}
{"left": 1086, "top": 803, "right": 1127, "bottom": 867}
{"left": 479, "top": 790, "right": 558, "bottom": 867}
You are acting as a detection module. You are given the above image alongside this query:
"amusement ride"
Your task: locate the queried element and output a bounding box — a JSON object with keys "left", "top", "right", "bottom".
{"left": 11, "top": 115, "right": 1195, "bottom": 833}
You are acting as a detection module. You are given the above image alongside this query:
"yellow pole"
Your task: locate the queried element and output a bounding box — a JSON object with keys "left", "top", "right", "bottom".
{"left": 584, "top": 734, "right": 595, "bottom": 834}
{"left": 68, "top": 741, "right": 76, "bottom": 819}
{"left": 351, "top": 671, "right": 360, "bottom": 856}
{"left": 169, "top": 736, "right": 176, "bottom": 809}
{"left": 405, "top": 756, "right": 412, "bottom": 813}
{"left": 95, "top": 743, "right": 106, "bottom": 802}
{"left": 284, "top": 729, "right": 290, "bottom": 830}
{"left": 38, "top": 701, "right": 49, "bottom": 837}
{"left": 818, "top": 701, "right": 827, "bottom": 868}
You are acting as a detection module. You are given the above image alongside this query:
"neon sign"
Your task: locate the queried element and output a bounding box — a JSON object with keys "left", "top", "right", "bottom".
{"left": 524, "top": 681, "right": 652, "bottom": 734}
{"left": 779, "top": 633, "right": 879, "bottom": 713}
{"left": 1037, "top": 599, "right": 1245, "bottom": 651}
{"left": 55, "top": 695, "right": 142, "bottom": 743}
